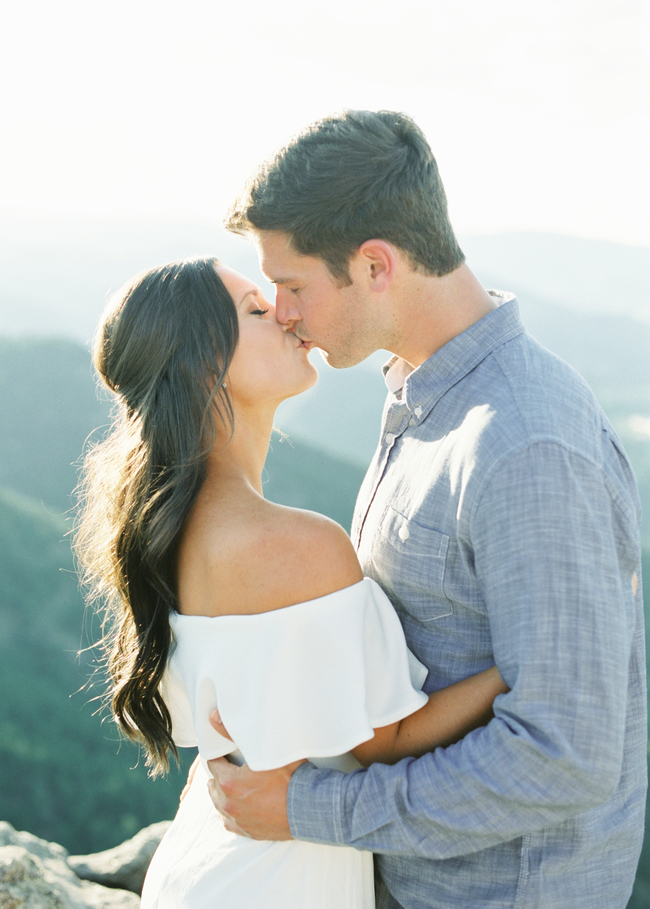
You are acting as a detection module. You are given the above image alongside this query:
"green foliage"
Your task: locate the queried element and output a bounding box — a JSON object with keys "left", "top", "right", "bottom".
{"left": 264, "top": 433, "right": 365, "bottom": 531}
{"left": 0, "top": 337, "right": 110, "bottom": 515}
{"left": 0, "top": 486, "right": 195, "bottom": 851}
{"left": 0, "top": 339, "right": 366, "bottom": 852}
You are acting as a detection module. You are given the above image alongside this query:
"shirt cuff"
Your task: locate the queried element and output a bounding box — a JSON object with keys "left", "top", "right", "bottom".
{"left": 287, "top": 761, "right": 348, "bottom": 845}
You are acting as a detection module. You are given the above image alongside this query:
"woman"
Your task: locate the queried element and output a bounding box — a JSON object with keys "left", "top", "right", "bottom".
{"left": 76, "top": 257, "right": 507, "bottom": 908}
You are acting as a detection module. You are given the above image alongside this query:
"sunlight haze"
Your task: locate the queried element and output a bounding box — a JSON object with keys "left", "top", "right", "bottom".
{"left": 2, "top": 0, "right": 649, "bottom": 247}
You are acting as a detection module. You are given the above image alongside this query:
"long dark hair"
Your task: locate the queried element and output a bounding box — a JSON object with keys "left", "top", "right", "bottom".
{"left": 75, "top": 257, "right": 238, "bottom": 775}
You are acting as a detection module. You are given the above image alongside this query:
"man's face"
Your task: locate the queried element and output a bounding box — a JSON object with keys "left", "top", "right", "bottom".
{"left": 253, "top": 230, "right": 379, "bottom": 369}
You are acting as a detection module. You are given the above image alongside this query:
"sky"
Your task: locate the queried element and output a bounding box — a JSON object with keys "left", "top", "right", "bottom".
{"left": 1, "top": 0, "right": 649, "bottom": 247}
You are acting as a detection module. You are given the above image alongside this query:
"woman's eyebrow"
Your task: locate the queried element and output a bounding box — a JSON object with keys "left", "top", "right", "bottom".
{"left": 237, "top": 289, "right": 258, "bottom": 306}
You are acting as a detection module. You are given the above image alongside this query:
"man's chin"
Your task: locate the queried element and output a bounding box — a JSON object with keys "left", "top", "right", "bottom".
{"left": 317, "top": 347, "right": 353, "bottom": 370}
{"left": 318, "top": 346, "right": 371, "bottom": 370}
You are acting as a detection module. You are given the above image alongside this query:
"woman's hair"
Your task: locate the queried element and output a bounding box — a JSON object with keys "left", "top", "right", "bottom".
{"left": 75, "top": 257, "right": 238, "bottom": 775}
{"left": 225, "top": 109, "right": 465, "bottom": 285}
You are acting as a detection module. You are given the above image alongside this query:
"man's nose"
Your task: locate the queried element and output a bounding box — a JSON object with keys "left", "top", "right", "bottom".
{"left": 274, "top": 287, "right": 300, "bottom": 327}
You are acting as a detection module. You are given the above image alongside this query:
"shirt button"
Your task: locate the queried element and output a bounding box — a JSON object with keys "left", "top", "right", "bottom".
{"left": 414, "top": 406, "right": 423, "bottom": 418}
{"left": 398, "top": 524, "right": 410, "bottom": 541}
{"left": 384, "top": 432, "right": 395, "bottom": 445}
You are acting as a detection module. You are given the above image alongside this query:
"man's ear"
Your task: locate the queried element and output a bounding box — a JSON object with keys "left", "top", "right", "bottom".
{"left": 354, "top": 239, "right": 396, "bottom": 292}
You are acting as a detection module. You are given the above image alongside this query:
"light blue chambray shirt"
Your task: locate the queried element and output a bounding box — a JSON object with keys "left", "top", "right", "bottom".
{"left": 287, "top": 295, "right": 647, "bottom": 909}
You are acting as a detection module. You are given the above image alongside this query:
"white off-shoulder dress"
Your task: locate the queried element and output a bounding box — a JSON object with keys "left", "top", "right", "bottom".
{"left": 140, "top": 578, "right": 428, "bottom": 909}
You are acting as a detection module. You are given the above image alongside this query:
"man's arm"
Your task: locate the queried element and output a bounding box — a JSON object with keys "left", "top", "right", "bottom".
{"left": 285, "top": 443, "right": 641, "bottom": 857}
{"left": 206, "top": 664, "right": 508, "bottom": 837}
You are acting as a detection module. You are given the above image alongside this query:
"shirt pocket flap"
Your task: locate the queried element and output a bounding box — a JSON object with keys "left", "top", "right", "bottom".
{"left": 373, "top": 506, "right": 453, "bottom": 622}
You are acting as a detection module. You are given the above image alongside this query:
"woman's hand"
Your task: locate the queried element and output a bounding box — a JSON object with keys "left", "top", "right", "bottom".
{"left": 209, "top": 709, "right": 232, "bottom": 741}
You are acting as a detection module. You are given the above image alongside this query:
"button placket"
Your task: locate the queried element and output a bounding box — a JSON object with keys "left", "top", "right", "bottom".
{"left": 354, "top": 404, "right": 409, "bottom": 549}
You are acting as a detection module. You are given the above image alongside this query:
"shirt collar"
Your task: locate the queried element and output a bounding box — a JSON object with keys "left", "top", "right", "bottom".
{"left": 383, "top": 292, "right": 525, "bottom": 421}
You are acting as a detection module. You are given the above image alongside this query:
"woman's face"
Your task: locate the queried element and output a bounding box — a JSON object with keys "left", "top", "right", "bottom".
{"left": 217, "top": 265, "right": 318, "bottom": 409}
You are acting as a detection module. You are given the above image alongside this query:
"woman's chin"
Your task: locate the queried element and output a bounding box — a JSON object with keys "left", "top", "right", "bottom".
{"left": 283, "top": 368, "right": 319, "bottom": 402}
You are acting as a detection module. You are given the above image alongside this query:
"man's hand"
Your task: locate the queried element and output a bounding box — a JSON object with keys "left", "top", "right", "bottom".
{"left": 207, "top": 757, "right": 304, "bottom": 840}
{"left": 206, "top": 709, "right": 303, "bottom": 840}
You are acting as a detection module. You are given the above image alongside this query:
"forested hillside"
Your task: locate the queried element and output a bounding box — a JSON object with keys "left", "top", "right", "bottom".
{"left": 0, "top": 338, "right": 365, "bottom": 853}
{"left": 0, "top": 485, "right": 191, "bottom": 852}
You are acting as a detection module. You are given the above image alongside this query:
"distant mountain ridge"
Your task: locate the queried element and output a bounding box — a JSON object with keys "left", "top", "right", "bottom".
{"left": 1, "top": 219, "right": 648, "bottom": 341}
{"left": 462, "top": 232, "right": 650, "bottom": 323}
{"left": 1, "top": 223, "right": 648, "bottom": 533}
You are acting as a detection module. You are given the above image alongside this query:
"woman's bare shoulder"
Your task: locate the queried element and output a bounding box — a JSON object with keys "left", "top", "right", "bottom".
{"left": 247, "top": 501, "right": 363, "bottom": 612}
{"left": 182, "top": 500, "right": 362, "bottom": 617}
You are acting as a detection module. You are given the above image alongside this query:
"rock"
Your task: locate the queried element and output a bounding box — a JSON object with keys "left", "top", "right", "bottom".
{"left": 0, "top": 821, "right": 139, "bottom": 908}
{"left": 67, "top": 821, "right": 170, "bottom": 895}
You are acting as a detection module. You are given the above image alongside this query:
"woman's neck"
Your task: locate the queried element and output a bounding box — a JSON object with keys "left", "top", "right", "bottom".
{"left": 204, "top": 403, "right": 276, "bottom": 497}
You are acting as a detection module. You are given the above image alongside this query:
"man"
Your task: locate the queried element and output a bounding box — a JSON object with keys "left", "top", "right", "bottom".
{"left": 207, "top": 110, "right": 646, "bottom": 908}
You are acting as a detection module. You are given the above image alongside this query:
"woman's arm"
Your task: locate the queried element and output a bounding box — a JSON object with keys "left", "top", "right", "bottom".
{"left": 351, "top": 666, "right": 507, "bottom": 767}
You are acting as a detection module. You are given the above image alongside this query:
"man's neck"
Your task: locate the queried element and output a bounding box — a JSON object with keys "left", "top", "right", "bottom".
{"left": 390, "top": 264, "right": 498, "bottom": 369}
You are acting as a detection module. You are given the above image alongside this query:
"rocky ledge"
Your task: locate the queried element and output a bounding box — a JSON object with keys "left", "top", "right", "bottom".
{"left": 0, "top": 820, "right": 170, "bottom": 908}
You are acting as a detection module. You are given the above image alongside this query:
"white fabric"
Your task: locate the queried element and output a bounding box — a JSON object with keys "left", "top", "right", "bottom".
{"left": 142, "top": 762, "right": 375, "bottom": 909}
{"left": 161, "top": 577, "right": 428, "bottom": 771}
{"left": 142, "top": 577, "right": 428, "bottom": 909}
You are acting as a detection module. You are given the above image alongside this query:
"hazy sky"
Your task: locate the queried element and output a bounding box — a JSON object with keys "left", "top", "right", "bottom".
{"left": 2, "top": 0, "right": 649, "bottom": 246}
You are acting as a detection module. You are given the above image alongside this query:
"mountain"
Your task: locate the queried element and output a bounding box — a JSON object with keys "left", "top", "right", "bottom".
{"left": 462, "top": 232, "right": 650, "bottom": 323}
{"left": 2, "top": 216, "right": 648, "bottom": 492}
{"left": 0, "top": 337, "right": 365, "bottom": 852}
{"left": 0, "top": 484, "right": 195, "bottom": 854}
{"left": 2, "top": 218, "right": 648, "bottom": 340}
{"left": 0, "top": 217, "right": 262, "bottom": 343}
{"left": 0, "top": 337, "right": 109, "bottom": 514}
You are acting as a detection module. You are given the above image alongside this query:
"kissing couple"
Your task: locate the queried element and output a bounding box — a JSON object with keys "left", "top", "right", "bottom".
{"left": 76, "top": 110, "right": 646, "bottom": 909}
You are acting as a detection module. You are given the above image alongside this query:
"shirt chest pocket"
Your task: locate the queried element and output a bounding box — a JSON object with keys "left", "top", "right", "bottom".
{"left": 371, "top": 506, "right": 453, "bottom": 622}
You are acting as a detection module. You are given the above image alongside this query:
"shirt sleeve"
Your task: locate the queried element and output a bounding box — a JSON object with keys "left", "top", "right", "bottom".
{"left": 288, "top": 442, "right": 643, "bottom": 857}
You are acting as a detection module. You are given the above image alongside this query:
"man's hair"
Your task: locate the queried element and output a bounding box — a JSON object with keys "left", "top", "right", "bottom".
{"left": 225, "top": 109, "right": 465, "bottom": 285}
